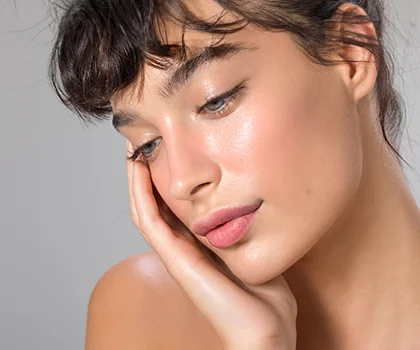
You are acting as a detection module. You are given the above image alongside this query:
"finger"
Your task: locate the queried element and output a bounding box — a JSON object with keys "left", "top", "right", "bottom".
{"left": 126, "top": 140, "right": 139, "bottom": 226}
{"left": 150, "top": 180, "right": 187, "bottom": 233}
{"left": 243, "top": 274, "right": 297, "bottom": 320}
{"left": 203, "top": 249, "right": 297, "bottom": 319}
{"left": 131, "top": 160, "right": 279, "bottom": 341}
{"left": 131, "top": 159, "right": 178, "bottom": 250}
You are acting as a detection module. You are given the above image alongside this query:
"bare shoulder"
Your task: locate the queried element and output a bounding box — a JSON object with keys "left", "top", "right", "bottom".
{"left": 85, "top": 251, "right": 222, "bottom": 350}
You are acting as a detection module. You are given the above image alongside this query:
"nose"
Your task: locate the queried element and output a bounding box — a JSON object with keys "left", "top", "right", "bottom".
{"left": 166, "top": 130, "right": 221, "bottom": 201}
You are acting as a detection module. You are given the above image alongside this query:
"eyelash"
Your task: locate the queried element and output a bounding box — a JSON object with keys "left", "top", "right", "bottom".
{"left": 126, "top": 80, "right": 249, "bottom": 164}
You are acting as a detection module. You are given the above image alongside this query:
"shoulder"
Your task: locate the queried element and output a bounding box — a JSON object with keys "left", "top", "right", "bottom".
{"left": 85, "top": 251, "right": 222, "bottom": 350}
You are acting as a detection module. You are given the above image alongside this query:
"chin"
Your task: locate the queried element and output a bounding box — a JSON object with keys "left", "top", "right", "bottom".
{"left": 222, "top": 242, "right": 292, "bottom": 286}
{"left": 224, "top": 225, "right": 329, "bottom": 286}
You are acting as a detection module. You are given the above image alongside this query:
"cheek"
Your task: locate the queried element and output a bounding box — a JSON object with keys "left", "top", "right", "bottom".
{"left": 247, "top": 77, "right": 363, "bottom": 245}
{"left": 148, "top": 159, "right": 192, "bottom": 229}
{"left": 224, "top": 82, "right": 364, "bottom": 284}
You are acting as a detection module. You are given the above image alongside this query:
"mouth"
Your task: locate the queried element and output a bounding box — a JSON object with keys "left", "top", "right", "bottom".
{"left": 192, "top": 202, "right": 262, "bottom": 248}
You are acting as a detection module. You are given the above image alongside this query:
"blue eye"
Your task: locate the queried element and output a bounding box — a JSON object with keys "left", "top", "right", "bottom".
{"left": 141, "top": 140, "right": 158, "bottom": 156}
{"left": 194, "top": 80, "right": 249, "bottom": 117}
{"left": 126, "top": 138, "right": 162, "bottom": 163}
{"left": 140, "top": 138, "right": 162, "bottom": 159}
{"left": 205, "top": 97, "right": 227, "bottom": 112}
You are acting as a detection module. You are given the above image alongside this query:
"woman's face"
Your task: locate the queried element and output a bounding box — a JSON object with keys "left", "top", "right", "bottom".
{"left": 113, "top": 5, "right": 368, "bottom": 285}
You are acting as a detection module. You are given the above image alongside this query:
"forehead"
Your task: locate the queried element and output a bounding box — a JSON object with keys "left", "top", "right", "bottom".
{"left": 158, "top": 0, "right": 241, "bottom": 43}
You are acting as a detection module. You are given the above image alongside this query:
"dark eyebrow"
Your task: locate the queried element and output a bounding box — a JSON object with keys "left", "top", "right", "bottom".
{"left": 156, "top": 42, "right": 256, "bottom": 101}
{"left": 112, "top": 109, "right": 144, "bottom": 134}
{"left": 112, "top": 42, "right": 256, "bottom": 132}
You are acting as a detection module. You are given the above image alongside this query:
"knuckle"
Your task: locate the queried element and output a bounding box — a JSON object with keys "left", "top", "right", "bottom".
{"left": 189, "top": 255, "right": 208, "bottom": 273}
{"left": 145, "top": 212, "right": 161, "bottom": 227}
{"left": 283, "top": 295, "right": 298, "bottom": 319}
{"left": 166, "top": 238, "right": 190, "bottom": 272}
{"left": 167, "top": 239, "right": 182, "bottom": 264}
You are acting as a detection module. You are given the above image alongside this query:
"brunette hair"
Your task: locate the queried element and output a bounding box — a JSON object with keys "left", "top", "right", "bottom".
{"left": 48, "top": 0, "right": 409, "bottom": 167}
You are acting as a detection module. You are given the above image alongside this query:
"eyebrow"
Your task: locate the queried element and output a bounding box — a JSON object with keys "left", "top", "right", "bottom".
{"left": 112, "top": 41, "right": 256, "bottom": 132}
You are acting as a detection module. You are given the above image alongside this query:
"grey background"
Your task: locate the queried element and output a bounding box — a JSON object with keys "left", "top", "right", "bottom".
{"left": 0, "top": 0, "right": 419, "bottom": 349}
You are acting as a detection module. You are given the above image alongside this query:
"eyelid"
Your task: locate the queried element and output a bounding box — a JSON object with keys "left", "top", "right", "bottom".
{"left": 194, "top": 79, "right": 249, "bottom": 114}
{"left": 126, "top": 139, "right": 158, "bottom": 163}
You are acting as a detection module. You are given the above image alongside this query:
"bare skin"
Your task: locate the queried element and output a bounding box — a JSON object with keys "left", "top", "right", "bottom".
{"left": 85, "top": 2, "right": 420, "bottom": 349}
{"left": 85, "top": 251, "right": 224, "bottom": 349}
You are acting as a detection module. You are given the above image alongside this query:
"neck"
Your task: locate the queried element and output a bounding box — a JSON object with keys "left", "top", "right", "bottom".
{"left": 284, "top": 100, "right": 420, "bottom": 349}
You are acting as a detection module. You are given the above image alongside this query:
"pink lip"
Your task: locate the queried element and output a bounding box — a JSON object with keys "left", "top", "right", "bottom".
{"left": 205, "top": 208, "right": 260, "bottom": 248}
{"left": 192, "top": 202, "right": 262, "bottom": 237}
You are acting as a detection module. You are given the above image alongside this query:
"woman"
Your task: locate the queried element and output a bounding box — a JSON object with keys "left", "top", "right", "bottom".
{"left": 49, "top": 0, "right": 420, "bottom": 348}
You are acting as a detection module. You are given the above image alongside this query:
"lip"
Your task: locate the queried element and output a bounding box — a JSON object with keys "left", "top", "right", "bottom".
{"left": 192, "top": 202, "right": 262, "bottom": 237}
{"left": 205, "top": 207, "right": 260, "bottom": 248}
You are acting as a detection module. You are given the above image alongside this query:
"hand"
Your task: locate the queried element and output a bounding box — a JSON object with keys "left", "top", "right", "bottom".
{"left": 126, "top": 140, "right": 297, "bottom": 350}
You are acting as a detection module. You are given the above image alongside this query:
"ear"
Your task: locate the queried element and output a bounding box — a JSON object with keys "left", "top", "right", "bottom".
{"left": 328, "top": 3, "right": 379, "bottom": 104}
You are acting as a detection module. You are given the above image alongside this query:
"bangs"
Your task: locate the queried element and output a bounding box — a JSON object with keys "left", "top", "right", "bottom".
{"left": 49, "top": 0, "right": 247, "bottom": 126}
{"left": 49, "top": 0, "right": 407, "bottom": 167}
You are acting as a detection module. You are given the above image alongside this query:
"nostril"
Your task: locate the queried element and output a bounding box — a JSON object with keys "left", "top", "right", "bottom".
{"left": 190, "top": 182, "right": 212, "bottom": 195}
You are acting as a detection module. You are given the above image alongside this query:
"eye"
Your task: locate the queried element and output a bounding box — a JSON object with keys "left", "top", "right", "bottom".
{"left": 126, "top": 138, "right": 162, "bottom": 163}
{"left": 194, "top": 80, "right": 249, "bottom": 117}
{"left": 205, "top": 98, "right": 227, "bottom": 112}
{"left": 140, "top": 139, "right": 159, "bottom": 157}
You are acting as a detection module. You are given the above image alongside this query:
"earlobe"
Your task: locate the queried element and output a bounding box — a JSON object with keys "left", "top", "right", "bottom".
{"left": 330, "top": 3, "right": 379, "bottom": 104}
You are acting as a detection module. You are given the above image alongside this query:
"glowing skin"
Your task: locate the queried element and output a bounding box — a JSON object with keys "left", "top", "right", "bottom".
{"left": 112, "top": 1, "right": 420, "bottom": 348}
